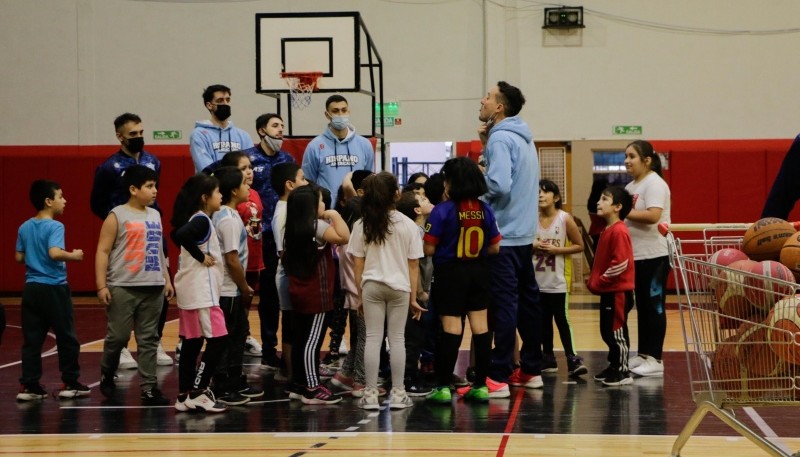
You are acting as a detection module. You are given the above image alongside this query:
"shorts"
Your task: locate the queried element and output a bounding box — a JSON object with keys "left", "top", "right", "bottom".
{"left": 179, "top": 306, "right": 228, "bottom": 339}
{"left": 431, "top": 259, "right": 490, "bottom": 316}
{"left": 276, "top": 262, "right": 292, "bottom": 312}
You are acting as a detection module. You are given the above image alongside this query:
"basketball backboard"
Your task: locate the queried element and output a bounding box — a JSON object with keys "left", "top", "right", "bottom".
{"left": 256, "top": 12, "right": 360, "bottom": 93}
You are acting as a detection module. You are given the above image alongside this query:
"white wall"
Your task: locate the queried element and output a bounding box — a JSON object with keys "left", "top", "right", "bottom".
{"left": 2, "top": 0, "right": 800, "bottom": 146}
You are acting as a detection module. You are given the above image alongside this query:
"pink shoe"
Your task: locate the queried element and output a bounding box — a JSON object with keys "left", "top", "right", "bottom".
{"left": 331, "top": 372, "right": 355, "bottom": 391}
{"left": 508, "top": 368, "right": 543, "bottom": 389}
{"left": 456, "top": 377, "right": 510, "bottom": 398}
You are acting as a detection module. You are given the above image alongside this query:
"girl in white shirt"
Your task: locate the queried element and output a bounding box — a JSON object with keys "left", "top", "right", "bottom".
{"left": 624, "top": 140, "right": 671, "bottom": 377}
{"left": 348, "top": 172, "right": 426, "bottom": 410}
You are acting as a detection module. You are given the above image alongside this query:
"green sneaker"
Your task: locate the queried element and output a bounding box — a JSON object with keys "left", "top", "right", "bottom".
{"left": 464, "top": 385, "right": 489, "bottom": 402}
{"left": 425, "top": 386, "right": 452, "bottom": 403}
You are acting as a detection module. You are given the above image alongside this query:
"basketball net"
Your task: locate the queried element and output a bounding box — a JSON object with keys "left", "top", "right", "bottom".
{"left": 281, "top": 72, "right": 322, "bottom": 109}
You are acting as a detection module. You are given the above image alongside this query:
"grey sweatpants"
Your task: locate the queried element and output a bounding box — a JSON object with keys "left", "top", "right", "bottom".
{"left": 100, "top": 285, "right": 163, "bottom": 391}
{"left": 362, "top": 281, "right": 409, "bottom": 390}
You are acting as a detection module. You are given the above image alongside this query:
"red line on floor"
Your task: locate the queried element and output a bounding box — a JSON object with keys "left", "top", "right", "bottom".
{"left": 496, "top": 388, "right": 525, "bottom": 457}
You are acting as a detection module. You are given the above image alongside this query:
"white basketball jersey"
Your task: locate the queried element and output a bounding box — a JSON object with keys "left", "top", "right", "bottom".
{"left": 534, "top": 210, "right": 572, "bottom": 293}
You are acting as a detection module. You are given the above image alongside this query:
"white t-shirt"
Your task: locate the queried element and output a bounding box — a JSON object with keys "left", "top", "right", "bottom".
{"left": 272, "top": 200, "right": 287, "bottom": 253}
{"left": 347, "top": 210, "right": 424, "bottom": 292}
{"left": 625, "top": 172, "right": 670, "bottom": 260}
{"left": 213, "top": 206, "right": 249, "bottom": 297}
{"left": 534, "top": 210, "right": 572, "bottom": 293}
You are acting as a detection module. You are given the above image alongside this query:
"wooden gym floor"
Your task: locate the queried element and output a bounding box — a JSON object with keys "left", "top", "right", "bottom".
{"left": 1, "top": 294, "right": 799, "bottom": 456}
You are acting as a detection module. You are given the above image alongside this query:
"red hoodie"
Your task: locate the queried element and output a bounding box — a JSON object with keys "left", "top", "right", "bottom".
{"left": 587, "top": 220, "right": 635, "bottom": 294}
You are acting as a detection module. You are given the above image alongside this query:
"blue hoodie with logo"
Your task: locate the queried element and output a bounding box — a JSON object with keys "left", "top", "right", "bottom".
{"left": 189, "top": 120, "right": 254, "bottom": 173}
{"left": 302, "top": 126, "right": 375, "bottom": 204}
{"left": 482, "top": 115, "right": 539, "bottom": 246}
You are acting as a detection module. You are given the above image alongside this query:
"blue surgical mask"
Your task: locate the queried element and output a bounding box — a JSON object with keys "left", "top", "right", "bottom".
{"left": 329, "top": 116, "right": 349, "bottom": 131}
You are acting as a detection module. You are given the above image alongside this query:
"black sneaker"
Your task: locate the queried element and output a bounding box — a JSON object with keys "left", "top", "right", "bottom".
{"left": 542, "top": 353, "right": 558, "bottom": 373}
{"left": 465, "top": 366, "right": 476, "bottom": 384}
{"left": 285, "top": 382, "right": 304, "bottom": 401}
{"left": 234, "top": 376, "right": 264, "bottom": 398}
{"left": 450, "top": 373, "right": 470, "bottom": 388}
{"left": 17, "top": 383, "right": 47, "bottom": 401}
{"left": 405, "top": 380, "right": 432, "bottom": 397}
{"left": 602, "top": 370, "right": 633, "bottom": 387}
{"left": 593, "top": 366, "right": 615, "bottom": 382}
{"left": 58, "top": 381, "right": 91, "bottom": 399}
{"left": 99, "top": 373, "right": 116, "bottom": 398}
{"left": 261, "top": 352, "right": 282, "bottom": 371}
{"left": 141, "top": 387, "right": 170, "bottom": 406}
{"left": 567, "top": 355, "right": 588, "bottom": 377}
{"left": 217, "top": 390, "right": 251, "bottom": 406}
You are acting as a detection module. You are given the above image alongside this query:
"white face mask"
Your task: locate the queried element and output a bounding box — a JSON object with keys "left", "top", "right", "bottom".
{"left": 263, "top": 134, "right": 283, "bottom": 152}
{"left": 329, "top": 116, "right": 349, "bottom": 131}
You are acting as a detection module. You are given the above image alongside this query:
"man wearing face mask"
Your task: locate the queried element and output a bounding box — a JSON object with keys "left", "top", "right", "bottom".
{"left": 89, "top": 112, "right": 174, "bottom": 370}
{"left": 302, "top": 95, "right": 375, "bottom": 204}
{"left": 241, "top": 113, "right": 296, "bottom": 369}
{"left": 189, "top": 84, "right": 254, "bottom": 173}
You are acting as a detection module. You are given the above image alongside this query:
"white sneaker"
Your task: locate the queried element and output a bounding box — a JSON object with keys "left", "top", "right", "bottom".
{"left": 185, "top": 389, "right": 227, "bottom": 413}
{"left": 338, "top": 339, "right": 349, "bottom": 355}
{"left": 628, "top": 355, "right": 646, "bottom": 370}
{"left": 630, "top": 355, "right": 664, "bottom": 377}
{"left": 118, "top": 347, "right": 138, "bottom": 370}
{"left": 357, "top": 387, "right": 381, "bottom": 410}
{"left": 156, "top": 343, "right": 174, "bottom": 366}
{"left": 244, "top": 336, "right": 262, "bottom": 357}
{"left": 389, "top": 387, "right": 413, "bottom": 409}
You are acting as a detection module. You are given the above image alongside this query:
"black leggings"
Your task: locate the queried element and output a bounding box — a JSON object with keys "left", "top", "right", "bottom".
{"left": 178, "top": 335, "right": 228, "bottom": 393}
{"left": 541, "top": 292, "right": 577, "bottom": 357}
{"left": 631, "top": 256, "right": 670, "bottom": 360}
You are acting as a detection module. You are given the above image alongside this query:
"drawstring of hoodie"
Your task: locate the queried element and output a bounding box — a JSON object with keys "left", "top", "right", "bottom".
{"left": 214, "top": 128, "right": 232, "bottom": 162}
{"left": 332, "top": 139, "right": 353, "bottom": 171}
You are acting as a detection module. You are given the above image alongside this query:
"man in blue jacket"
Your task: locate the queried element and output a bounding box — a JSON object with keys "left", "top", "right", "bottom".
{"left": 478, "top": 81, "right": 544, "bottom": 390}
{"left": 302, "top": 95, "right": 374, "bottom": 203}
{"left": 190, "top": 84, "right": 254, "bottom": 173}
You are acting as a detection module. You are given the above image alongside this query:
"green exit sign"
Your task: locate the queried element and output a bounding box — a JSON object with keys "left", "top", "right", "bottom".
{"left": 153, "top": 130, "right": 182, "bottom": 140}
{"left": 613, "top": 125, "right": 642, "bottom": 135}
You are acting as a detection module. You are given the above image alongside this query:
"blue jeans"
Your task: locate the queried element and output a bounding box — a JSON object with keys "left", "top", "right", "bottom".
{"left": 488, "top": 245, "right": 542, "bottom": 380}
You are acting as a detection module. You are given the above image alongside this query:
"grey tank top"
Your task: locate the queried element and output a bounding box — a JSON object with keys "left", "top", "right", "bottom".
{"left": 107, "top": 205, "right": 166, "bottom": 287}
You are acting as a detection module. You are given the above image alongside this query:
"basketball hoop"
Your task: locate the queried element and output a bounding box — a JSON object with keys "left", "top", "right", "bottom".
{"left": 280, "top": 72, "right": 323, "bottom": 109}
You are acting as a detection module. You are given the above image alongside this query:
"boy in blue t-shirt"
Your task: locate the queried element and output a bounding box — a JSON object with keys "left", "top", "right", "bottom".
{"left": 15, "top": 180, "right": 89, "bottom": 401}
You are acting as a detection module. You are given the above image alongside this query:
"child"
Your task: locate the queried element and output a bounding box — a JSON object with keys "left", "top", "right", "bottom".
{"left": 283, "top": 185, "right": 350, "bottom": 404}
{"left": 220, "top": 151, "right": 265, "bottom": 358}
{"left": 170, "top": 173, "right": 228, "bottom": 413}
{"left": 586, "top": 186, "right": 635, "bottom": 387}
{"left": 348, "top": 172, "right": 425, "bottom": 410}
{"left": 210, "top": 166, "right": 263, "bottom": 405}
{"left": 95, "top": 165, "right": 173, "bottom": 405}
{"left": 422, "top": 157, "right": 506, "bottom": 403}
{"left": 395, "top": 191, "right": 434, "bottom": 396}
{"left": 533, "top": 179, "right": 587, "bottom": 377}
{"left": 270, "top": 162, "right": 308, "bottom": 393}
{"left": 15, "top": 180, "right": 89, "bottom": 401}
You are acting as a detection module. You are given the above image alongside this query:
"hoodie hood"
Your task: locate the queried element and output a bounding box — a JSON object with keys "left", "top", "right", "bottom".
{"left": 194, "top": 120, "right": 240, "bottom": 132}
{"left": 323, "top": 125, "right": 357, "bottom": 143}
{"left": 490, "top": 116, "right": 532, "bottom": 143}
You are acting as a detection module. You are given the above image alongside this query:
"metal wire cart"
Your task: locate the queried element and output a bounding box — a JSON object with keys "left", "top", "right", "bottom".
{"left": 665, "top": 223, "right": 800, "bottom": 457}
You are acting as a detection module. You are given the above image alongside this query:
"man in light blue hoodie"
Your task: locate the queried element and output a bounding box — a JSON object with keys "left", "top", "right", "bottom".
{"left": 189, "top": 84, "right": 254, "bottom": 173}
{"left": 302, "top": 95, "right": 375, "bottom": 203}
{"left": 478, "top": 81, "right": 544, "bottom": 389}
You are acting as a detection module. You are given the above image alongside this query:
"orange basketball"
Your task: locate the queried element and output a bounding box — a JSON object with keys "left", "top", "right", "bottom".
{"left": 767, "top": 294, "right": 800, "bottom": 365}
{"left": 708, "top": 248, "right": 749, "bottom": 289}
{"left": 735, "top": 321, "right": 794, "bottom": 399}
{"left": 743, "top": 260, "right": 796, "bottom": 311}
{"left": 712, "top": 335, "right": 744, "bottom": 397}
{"left": 780, "top": 232, "right": 800, "bottom": 281}
{"left": 713, "top": 260, "right": 759, "bottom": 321}
{"left": 741, "top": 217, "right": 796, "bottom": 261}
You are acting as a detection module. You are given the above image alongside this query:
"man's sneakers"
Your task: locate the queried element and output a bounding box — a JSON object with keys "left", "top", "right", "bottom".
{"left": 216, "top": 390, "right": 250, "bottom": 406}
{"left": 630, "top": 355, "right": 664, "bottom": 377}
{"left": 185, "top": 389, "right": 227, "bottom": 413}
{"left": 567, "top": 355, "right": 589, "bottom": 377}
{"left": 602, "top": 370, "right": 633, "bottom": 387}
{"left": 388, "top": 387, "right": 413, "bottom": 409}
{"left": 508, "top": 368, "right": 544, "bottom": 389}
{"left": 261, "top": 352, "right": 282, "bottom": 371}
{"left": 99, "top": 373, "right": 116, "bottom": 398}
{"left": 425, "top": 386, "right": 452, "bottom": 404}
{"left": 301, "top": 385, "right": 342, "bottom": 405}
{"left": 119, "top": 347, "right": 138, "bottom": 370}
{"left": 357, "top": 387, "right": 381, "bottom": 410}
{"left": 16, "top": 383, "right": 47, "bottom": 401}
{"left": 156, "top": 343, "right": 174, "bottom": 366}
{"left": 244, "top": 336, "right": 262, "bottom": 357}
{"left": 58, "top": 382, "right": 91, "bottom": 399}
{"left": 141, "top": 387, "right": 170, "bottom": 406}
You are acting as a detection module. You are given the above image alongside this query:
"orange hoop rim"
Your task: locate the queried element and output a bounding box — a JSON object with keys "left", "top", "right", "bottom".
{"left": 280, "top": 71, "right": 324, "bottom": 90}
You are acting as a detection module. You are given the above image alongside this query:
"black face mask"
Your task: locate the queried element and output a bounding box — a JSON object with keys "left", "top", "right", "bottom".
{"left": 215, "top": 104, "right": 231, "bottom": 121}
{"left": 126, "top": 137, "right": 145, "bottom": 154}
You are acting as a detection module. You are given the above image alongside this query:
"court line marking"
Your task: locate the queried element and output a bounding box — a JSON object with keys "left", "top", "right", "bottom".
{"left": 496, "top": 388, "right": 525, "bottom": 457}
{"left": 743, "top": 406, "right": 792, "bottom": 454}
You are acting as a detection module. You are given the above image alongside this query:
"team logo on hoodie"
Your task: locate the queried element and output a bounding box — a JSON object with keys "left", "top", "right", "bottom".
{"left": 324, "top": 155, "right": 360, "bottom": 167}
